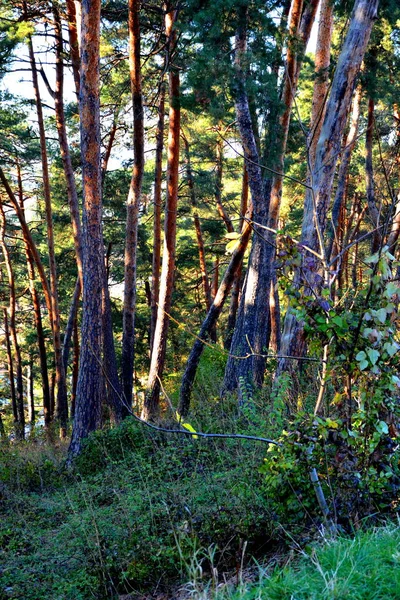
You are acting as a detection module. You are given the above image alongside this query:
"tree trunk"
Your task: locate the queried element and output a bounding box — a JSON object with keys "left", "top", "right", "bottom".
{"left": 62, "top": 278, "right": 81, "bottom": 376}
{"left": 0, "top": 168, "right": 52, "bottom": 318}
{"left": 17, "top": 164, "right": 51, "bottom": 426}
{"left": 269, "top": 271, "right": 281, "bottom": 354}
{"left": 54, "top": 7, "right": 84, "bottom": 284}
{"left": 3, "top": 307, "right": 17, "bottom": 424}
{"left": 222, "top": 182, "right": 272, "bottom": 396}
{"left": 27, "top": 362, "right": 35, "bottom": 425}
{"left": 69, "top": 0, "right": 106, "bottom": 459}
{"left": 183, "top": 135, "right": 212, "bottom": 311}
{"left": 225, "top": 0, "right": 316, "bottom": 392}
{"left": 309, "top": 0, "right": 334, "bottom": 166}
{"left": 0, "top": 205, "right": 24, "bottom": 437}
{"left": 178, "top": 8, "right": 260, "bottom": 415}
{"left": 66, "top": 0, "right": 81, "bottom": 96}
{"left": 278, "top": 0, "right": 380, "bottom": 378}
{"left": 26, "top": 17, "right": 68, "bottom": 436}
{"left": 365, "top": 97, "right": 381, "bottom": 253}
{"left": 328, "top": 84, "right": 362, "bottom": 263}
{"left": 71, "top": 315, "right": 80, "bottom": 418}
{"left": 103, "top": 279, "right": 129, "bottom": 420}
{"left": 143, "top": 6, "right": 180, "bottom": 420}
{"left": 121, "top": 0, "right": 145, "bottom": 405}
{"left": 224, "top": 164, "right": 248, "bottom": 350}
{"left": 150, "top": 81, "right": 166, "bottom": 351}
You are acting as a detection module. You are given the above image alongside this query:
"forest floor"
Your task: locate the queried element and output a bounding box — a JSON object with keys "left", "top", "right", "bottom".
{"left": 1, "top": 415, "right": 399, "bottom": 599}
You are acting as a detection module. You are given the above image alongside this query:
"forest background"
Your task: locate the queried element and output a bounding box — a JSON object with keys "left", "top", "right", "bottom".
{"left": 1, "top": 0, "right": 400, "bottom": 598}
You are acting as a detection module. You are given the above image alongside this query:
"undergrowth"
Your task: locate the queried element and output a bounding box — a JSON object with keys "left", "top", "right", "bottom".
{"left": 0, "top": 415, "right": 278, "bottom": 600}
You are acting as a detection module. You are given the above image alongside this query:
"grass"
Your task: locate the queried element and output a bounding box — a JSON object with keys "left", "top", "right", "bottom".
{"left": 221, "top": 524, "right": 400, "bottom": 600}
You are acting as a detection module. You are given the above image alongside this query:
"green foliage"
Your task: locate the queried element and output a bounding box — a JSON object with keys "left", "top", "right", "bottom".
{"left": 0, "top": 418, "right": 275, "bottom": 599}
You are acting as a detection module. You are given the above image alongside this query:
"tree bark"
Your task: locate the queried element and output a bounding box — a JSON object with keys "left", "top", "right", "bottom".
{"left": 278, "top": 0, "right": 380, "bottom": 378}
{"left": 150, "top": 81, "right": 166, "bottom": 351}
{"left": 183, "top": 135, "right": 212, "bottom": 311}
{"left": 17, "top": 164, "right": 51, "bottom": 426}
{"left": 121, "top": 0, "right": 145, "bottom": 405}
{"left": 71, "top": 315, "right": 80, "bottom": 418}
{"left": 0, "top": 168, "right": 52, "bottom": 318}
{"left": 27, "top": 362, "right": 35, "bottom": 425}
{"left": 225, "top": 0, "right": 316, "bottom": 393}
{"left": 365, "top": 97, "right": 381, "bottom": 253}
{"left": 224, "top": 164, "right": 248, "bottom": 350}
{"left": 309, "top": 0, "right": 334, "bottom": 166}
{"left": 3, "top": 307, "right": 17, "bottom": 425}
{"left": 178, "top": 8, "right": 259, "bottom": 415}
{"left": 66, "top": 0, "right": 81, "bottom": 96}
{"left": 328, "top": 84, "right": 362, "bottom": 263}
{"left": 143, "top": 6, "right": 180, "bottom": 420}
{"left": 26, "top": 17, "right": 68, "bottom": 436}
{"left": 54, "top": 7, "right": 84, "bottom": 284}
{"left": 69, "top": 0, "right": 106, "bottom": 459}
{"left": 0, "top": 204, "right": 24, "bottom": 437}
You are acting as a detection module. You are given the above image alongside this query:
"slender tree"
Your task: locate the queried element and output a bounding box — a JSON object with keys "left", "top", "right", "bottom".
{"left": 150, "top": 80, "right": 166, "bottom": 351}
{"left": 122, "top": 0, "right": 145, "bottom": 406}
{"left": 143, "top": 4, "right": 181, "bottom": 420}
{"left": 0, "top": 203, "right": 24, "bottom": 437}
{"left": 25, "top": 9, "right": 68, "bottom": 434}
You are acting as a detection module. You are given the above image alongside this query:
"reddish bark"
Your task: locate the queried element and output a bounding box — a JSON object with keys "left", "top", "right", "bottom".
{"left": 66, "top": 0, "right": 81, "bottom": 96}
{"left": 122, "top": 0, "right": 145, "bottom": 405}
{"left": 69, "top": 0, "right": 106, "bottom": 459}
{"left": 309, "top": 0, "right": 334, "bottom": 166}
{"left": 150, "top": 81, "right": 166, "bottom": 351}
{"left": 17, "top": 164, "right": 51, "bottom": 426}
{"left": 0, "top": 204, "right": 24, "bottom": 437}
{"left": 144, "top": 6, "right": 180, "bottom": 419}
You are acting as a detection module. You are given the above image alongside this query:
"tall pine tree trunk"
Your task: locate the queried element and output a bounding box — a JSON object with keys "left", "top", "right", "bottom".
{"left": 3, "top": 307, "right": 17, "bottom": 424}
{"left": 224, "top": 164, "right": 248, "bottom": 350}
{"left": 150, "top": 81, "right": 166, "bottom": 351}
{"left": 224, "top": 0, "right": 316, "bottom": 393}
{"left": 17, "top": 164, "right": 51, "bottom": 426}
{"left": 309, "top": 0, "right": 334, "bottom": 166}
{"left": 69, "top": 0, "right": 106, "bottom": 459}
{"left": 122, "top": 0, "right": 145, "bottom": 405}
{"left": 183, "top": 134, "right": 212, "bottom": 311}
{"left": 143, "top": 5, "right": 180, "bottom": 420}
{"left": 0, "top": 205, "right": 24, "bottom": 437}
{"left": 178, "top": 7, "right": 260, "bottom": 416}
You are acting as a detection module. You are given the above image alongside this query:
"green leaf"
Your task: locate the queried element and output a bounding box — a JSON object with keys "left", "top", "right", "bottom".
{"left": 383, "top": 342, "right": 398, "bottom": 358}
{"left": 376, "top": 421, "right": 389, "bottom": 435}
{"left": 376, "top": 308, "right": 387, "bottom": 324}
{"left": 176, "top": 412, "right": 198, "bottom": 439}
{"left": 225, "top": 239, "right": 240, "bottom": 253}
{"left": 224, "top": 232, "right": 241, "bottom": 239}
{"left": 355, "top": 351, "right": 366, "bottom": 361}
{"left": 366, "top": 348, "right": 380, "bottom": 366}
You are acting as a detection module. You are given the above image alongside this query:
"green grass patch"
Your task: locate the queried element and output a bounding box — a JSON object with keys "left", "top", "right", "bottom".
{"left": 224, "top": 525, "right": 400, "bottom": 600}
